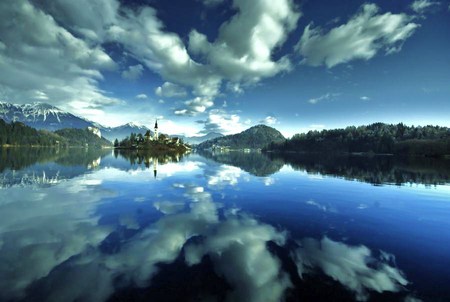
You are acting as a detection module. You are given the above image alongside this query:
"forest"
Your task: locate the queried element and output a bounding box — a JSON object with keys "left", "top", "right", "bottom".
{"left": 0, "top": 119, "right": 111, "bottom": 148}
{"left": 265, "top": 123, "right": 450, "bottom": 157}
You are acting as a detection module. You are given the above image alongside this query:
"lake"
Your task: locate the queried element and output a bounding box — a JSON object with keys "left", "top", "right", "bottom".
{"left": 0, "top": 148, "right": 449, "bottom": 302}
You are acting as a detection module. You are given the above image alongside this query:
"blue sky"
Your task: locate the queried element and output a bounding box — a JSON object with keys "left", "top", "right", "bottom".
{"left": 0, "top": 0, "right": 449, "bottom": 136}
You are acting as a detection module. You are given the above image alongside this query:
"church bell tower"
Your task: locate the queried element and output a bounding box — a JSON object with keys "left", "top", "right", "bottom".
{"left": 154, "top": 119, "right": 158, "bottom": 140}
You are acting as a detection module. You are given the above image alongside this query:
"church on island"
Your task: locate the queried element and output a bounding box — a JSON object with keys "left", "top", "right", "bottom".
{"left": 145, "top": 119, "right": 159, "bottom": 141}
{"left": 114, "top": 119, "right": 188, "bottom": 151}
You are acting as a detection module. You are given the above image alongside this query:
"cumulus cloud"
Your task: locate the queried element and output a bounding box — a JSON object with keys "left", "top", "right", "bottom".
{"left": 184, "top": 212, "right": 291, "bottom": 302}
{"left": 0, "top": 0, "right": 304, "bottom": 125}
{"left": 410, "top": 0, "right": 440, "bottom": 14}
{"left": 0, "top": 176, "right": 114, "bottom": 301}
{"left": 189, "top": 0, "right": 300, "bottom": 82}
{"left": 296, "top": 4, "right": 419, "bottom": 68}
{"left": 292, "top": 237, "right": 408, "bottom": 301}
{"left": 135, "top": 93, "right": 147, "bottom": 99}
{"left": 0, "top": 0, "right": 120, "bottom": 119}
{"left": 206, "top": 165, "right": 242, "bottom": 187}
{"left": 121, "top": 64, "right": 144, "bottom": 80}
{"left": 197, "top": 109, "right": 246, "bottom": 134}
{"left": 260, "top": 115, "right": 278, "bottom": 125}
{"left": 174, "top": 97, "right": 214, "bottom": 116}
{"left": 155, "top": 82, "right": 187, "bottom": 98}
{"left": 26, "top": 179, "right": 291, "bottom": 302}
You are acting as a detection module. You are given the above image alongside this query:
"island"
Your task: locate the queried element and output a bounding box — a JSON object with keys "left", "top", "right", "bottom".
{"left": 113, "top": 120, "right": 191, "bottom": 154}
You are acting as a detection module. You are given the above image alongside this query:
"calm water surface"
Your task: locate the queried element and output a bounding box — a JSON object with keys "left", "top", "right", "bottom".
{"left": 0, "top": 148, "right": 449, "bottom": 302}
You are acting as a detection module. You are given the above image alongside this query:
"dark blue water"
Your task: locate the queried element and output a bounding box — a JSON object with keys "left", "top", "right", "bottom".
{"left": 0, "top": 149, "right": 449, "bottom": 302}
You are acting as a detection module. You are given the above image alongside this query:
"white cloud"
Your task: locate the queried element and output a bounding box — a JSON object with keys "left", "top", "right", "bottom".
{"left": 292, "top": 237, "right": 408, "bottom": 301}
{"left": 155, "top": 82, "right": 187, "bottom": 98}
{"left": 121, "top": 64, "right": 144, "bottom": 80}
{"left": 189, "top": 0, "right": 300, "bottom": 83}
{"left": 135, "top": 93, "right": 148, "bottom": 99}
{"left": 297, "top": 4, "right": 418, "bottom": 68}
{"left": 174, "top": 96, "right": 214, "bottom": 116}
{"left": 33, "top": 90, "right": 49, "bottom": 100}
{"left": 0, "top": 175, "right": 114, "bottom": 301}
{"left": 197, "top": 109, "right": 246, "bottom": 134}
{"left": 153, "top": 201, "right": 185, "bottom": 215}
{"left": 411, "top": 0, "right": 439, "bottom": 14}
{"left": 0, "top": 0, "right": 120, "bottom": 120}
{"left": 260, "top": 115, "right": 278, "bottom": 125}
{"left": 360, "top": 96, "right": 370, "bottom": 101}
{"left": 308, "top": 93, "right": 339, "bottom": 104}
{"left": 206, "top": 165, "right": 242, "bottom": 187}
{"left": 18, "top": 178, "right": 291, "bottom": 302}
{"left": 0, "top": 0, "right": 304, "bottom": 123}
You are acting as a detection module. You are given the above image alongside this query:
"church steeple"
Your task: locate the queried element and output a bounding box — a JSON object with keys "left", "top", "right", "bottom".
{"left": 154, "top": 119, "right": 158, "bottom": 140}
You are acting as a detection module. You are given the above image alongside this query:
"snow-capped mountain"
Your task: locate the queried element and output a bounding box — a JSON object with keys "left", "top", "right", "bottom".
{"left": 0, "top": 102, "right": 152, "bottom": 141}
{"left": 0, "top": 101, "right": 94, "bottom": 130}
{"left": 172, "top": 132, "right": 224, "bottom": 145}
{"left": 102, "top": 122, "right": 152, "bottom": 142}
{"left": 0, "top": 101, "right": 223, "bottom": 143}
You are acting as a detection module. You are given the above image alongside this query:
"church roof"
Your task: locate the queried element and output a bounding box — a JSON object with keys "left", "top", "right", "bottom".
{"left": 154, "top": 119, "right": 158, "bottom": 129}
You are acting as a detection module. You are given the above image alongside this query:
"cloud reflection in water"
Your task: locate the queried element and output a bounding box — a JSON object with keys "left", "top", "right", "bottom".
{"left": 0, "top": 158, "right": 414, "bottom": 302}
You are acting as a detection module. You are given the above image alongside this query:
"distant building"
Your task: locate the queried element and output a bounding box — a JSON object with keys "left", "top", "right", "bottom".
{"left": 87, "top": 126, "right": 101, "bottom": 138}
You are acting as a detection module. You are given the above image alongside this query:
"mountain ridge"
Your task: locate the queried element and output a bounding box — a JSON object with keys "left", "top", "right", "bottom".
{"left": 0, "top": 102, "right": 226, "bottom": 143}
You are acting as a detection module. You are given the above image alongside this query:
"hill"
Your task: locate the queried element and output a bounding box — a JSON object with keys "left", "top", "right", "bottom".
{"left": 197, "top": 125, "right": 285, "bottom": 150}
{"left": 54, "top": 128, "right": 113, "bottom": 148}
{"left": 0, "top": 119, "right": 111, "bottom": 148}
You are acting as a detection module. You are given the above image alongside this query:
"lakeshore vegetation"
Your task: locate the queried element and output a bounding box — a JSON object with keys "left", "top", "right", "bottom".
{"left": 265, "top": 123, "right": 450, "bottom": 157}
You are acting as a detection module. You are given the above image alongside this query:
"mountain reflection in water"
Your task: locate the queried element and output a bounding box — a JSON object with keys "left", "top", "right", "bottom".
{"left": 0, "top": 149, "right": 448, "bottom": 301}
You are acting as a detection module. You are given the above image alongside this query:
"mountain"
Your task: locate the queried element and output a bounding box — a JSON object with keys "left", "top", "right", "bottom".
{"left": 197, "top": 125, "right": 286, "bottom": 150}
{"left": 0, "top": 102, "right": 153, "bottom": 142}
{"left": 0, "top": 119, "right": 111, "bottom": 148}
{"left": 0, "top": 102, "right": 95, "bottom": 131}
{"left": 102, "top": 122, "right": 152, "bottom": 142}
{"left": 171, "top": 132, "right": 223, "bottom": 145}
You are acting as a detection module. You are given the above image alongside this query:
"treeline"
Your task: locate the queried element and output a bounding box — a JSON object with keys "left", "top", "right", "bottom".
{"left": 0, "top": 119, "right": 61, "bottom": 146}
{"left": 54, "top": 128, "right": 112, "bottom": 148}
{"left": 115, "top": 132, "right": 189, "bottom": 153}
{"left": 0, "top": 119, "right": 111, "bottom": 148}
{"left": 266, "top": 123, "right": 450, "bottom": 157}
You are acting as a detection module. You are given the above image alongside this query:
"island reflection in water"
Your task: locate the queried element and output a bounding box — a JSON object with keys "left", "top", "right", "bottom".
{"left": 0, "top": 149, "right": 449, "bottom": 301}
